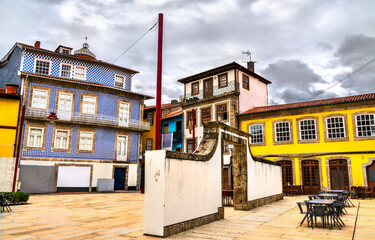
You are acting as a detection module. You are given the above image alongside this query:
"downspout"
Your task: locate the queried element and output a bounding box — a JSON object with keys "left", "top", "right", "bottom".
{"left": 12, "top": 104, "right": 25, "bottom": 192}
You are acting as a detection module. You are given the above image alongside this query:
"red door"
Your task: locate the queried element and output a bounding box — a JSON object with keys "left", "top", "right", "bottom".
{"left": 302, "top": 160, "right": 320, "bottom": 194}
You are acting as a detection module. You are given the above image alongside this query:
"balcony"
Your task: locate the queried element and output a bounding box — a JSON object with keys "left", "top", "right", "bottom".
{"left": 179, "top": 80, "right": 240, "bottom": 103}
{"left": 25, "top": 109, "right": 150, "bottom": 131}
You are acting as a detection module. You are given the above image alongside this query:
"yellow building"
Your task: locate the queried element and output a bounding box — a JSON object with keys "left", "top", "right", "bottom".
{"left": 238, "top": 93, "right": 375, "bottom": 194}
{"left": 0, "top": 88, "right": 21, "bottom": 157}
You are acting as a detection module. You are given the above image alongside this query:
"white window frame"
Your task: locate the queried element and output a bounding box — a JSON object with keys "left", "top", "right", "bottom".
{"left": 82, "top": 96, "right": 96, "bottom": 115}
{"left": 27, "top": 127, "right": 44, "bottom": 148}
{"left": 34, "top": 58, "right": 51, "bottom": 75}
{"left": 326, "top": 117, "right": 346, "bottom": 139}
{"left": 275, "top": 121, "right": 291, "bottom": 142}
{"left": 115, "top": 74, "right": 125, "bottom": 88}
{"left": 249, "top": 124, "right": 264, "bottom": 144}
{"left": 355, "top": 114, "right": 375, "bottom": 137}
{"left": 54, "top": 129, "right": 69, "bottom": 149}
{"left": 299, "top": 119, "right": 317, "bottom": 140}
{"left": 79, "top": 131, "right": 94, "bottom": 150}
{"left": 74, "top": 65, "right": 86, "bottom": 80}
{"left": 118, "top": 101, "right": 130, "bottom": 127}
{"left": 116, "top": 134, "right": 128, "bottom": 161}
{"left": 31, "top": 89, "right": 48, "bottom": 109}
{"left": 60, "top": 63, "right": 73, "bottom": 78}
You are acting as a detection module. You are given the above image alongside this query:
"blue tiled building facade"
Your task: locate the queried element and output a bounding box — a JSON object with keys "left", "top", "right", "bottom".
{"left": 0, "top": 41, "right": 152, "bottom": 193}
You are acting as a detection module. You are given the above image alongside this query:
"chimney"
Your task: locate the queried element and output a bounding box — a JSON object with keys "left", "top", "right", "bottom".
{"left": 34, "top": 41, "right": 41, "bottom": 49}
{"left": 171, "top": 99, "right": 178, "bottom": 104}
{"left": 247, "top": 61, "right": 255, "bottom": 72}
{"left": 5, "top": 84, "right": 18, "bottom": 94}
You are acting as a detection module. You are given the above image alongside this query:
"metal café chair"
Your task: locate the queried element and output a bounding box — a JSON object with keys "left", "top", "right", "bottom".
{"left": 297, "top": 202, "right": 311, "bottom": 227}
{"left": 310, "top": 205, "right": 330, "bottom": 230}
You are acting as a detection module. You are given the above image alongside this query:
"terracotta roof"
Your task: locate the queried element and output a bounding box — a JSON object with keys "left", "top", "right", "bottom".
{"left": 239, "top": 92, "right": 375, "bottom": 116}
{"left": 177, "top": 61, "right": 271, "bottom": 84}
{"left": 162, "top": 111, "right": 183, "bottom": 120}
{"left": 19, "top": 71, "right": 154, "bottom": 100}
{"left": 13, "top": 42, "right": 139, "bottom": 74}
{"left": 144, "top": 102, "right": 180, "bottom": 110}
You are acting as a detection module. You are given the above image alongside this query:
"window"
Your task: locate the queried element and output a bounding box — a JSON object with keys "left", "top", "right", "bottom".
{"left": 62, "top": 49, "right": 70, "bottom": 54}
{"left": 201, "top": 107, "right": 211, "bottom": 124}
{"left": 186, "top": 110, "right": 197, "bottom": 128}
{"left": 54, "top": 129, "right": 69, "bottom": 149}
{"left": 187, "top": 139, "right": 197, "bottom": 153}
{"left": 356, "top": 114, "right": 375, "bottom": 137}
{"left": 326, "top": 117, "right": 345, "bottom": 139}
{"left": 216, "top": 104, "right": 228, "bottom": 121}
{"left": 191, "top": 82, "right": 199, "bottom": 95}
{"left": 218, "top": 73, "right": 228, "bottom": 88}
{"left": 35, "top": 59, "right": 50, "bottom": 75}
{"left": 147, "top": 112, "right": 154, "bottom": 126}
{"left": 299, "top": 119, "right": 317, "bottom": 140}
{"left": 249, "top": 124, "right": 264, "bottom": 144}
{"left": 57, "top": 91, "right": 74, "bottom": 120}
{"left": 60, "top": 64, "right": 72, "bottom": 78}
{"left": 117, "top": 134, "right": 128, "bottom": 161}
{"left": 75, "top": 66, "right": 86, "bottom": 80}
{"left": 146, "top": 138, "right": 153, "bottom": 150}
{"left": 118, "top": 101, "right": 130, "bottom": 127}
{"left": 243, "top": 74, "right": 249, "bottom": 90}
{"left": 115, "top": 75, "right": 125, "bottom": 88}
{"left": 82, "top": 95, "right": 96, "bottom": 115}
{"left": 223, "top": 142, "right": 230, "bottom": 154}
{"left": 79, "top": 131, "right": 94, "bottom": 150}
{"left": 31, "top": 89, "right": 48, "bottom": 109}
{"left": 27, "top": 127, "right": 44, "bottom": 147}
{"left": 275, "top": 121, "right": 291, "bottom": 142}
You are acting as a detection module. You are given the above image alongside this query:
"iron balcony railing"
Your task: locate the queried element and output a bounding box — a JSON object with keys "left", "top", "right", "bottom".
{"left": 25, "top": 109, "right": 150, "bottom": 131}
{"left": 179, "top": 80, "right": 240, "bottom": 103}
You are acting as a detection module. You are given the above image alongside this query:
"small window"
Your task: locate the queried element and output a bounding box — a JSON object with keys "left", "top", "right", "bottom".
{"left": 60, "top": 64, "right": 72, "bottom": 78}
{"left": 54, "top": 129, "right": 69, "bottom": 149}
{"left": 299, "top": 119, "right": 317, "bottom": 140}
{"left": 79, "top": 131, "right": 94, "bottom": 150}
{"left": 216, "top": 104, "right": 228, "bottom": 121}
{"left": 275, "top": 121, "right": 291, "bottom": 142}
{"left": 249, "top": 124, "right": 264, "bottom": 144}
{"left": 62, "top": 49, "right": 70, "bottom": 54}
{"left": 35, "top": 59, "right": 50, "bottom": 75}
{"left": 201, "top": 107, "right": 211, "bottom": 124}
{"left": 82, "top": 96, "right": 96, "bottom": 115}
{"left": 242, "top": 74, "right": 249, "bottom": 90}
{"left": 75, "top": 66, "right": 86, "bottom": 80}
{"left": 326, "top": 117, "right": 345, "bottom": 139}
{"left": 31, "top": 89, "right": 48, "bottom": 109}
{"left": 187, "top": 139, "right": 196, "bottom": 153}
{"left": 146, "top": 138, "right": 153, "bottom": 150}
{"left": 191, "top": 82, "right": 199, "bottom": 95}
{"left": 117, "top": 134, "right": 128, "bottom": 160}
{"left": 218, "top": 73, "right": 228, "bottom": 88}
{"left": 147, "top": 112, "right": 154, "bottom": 126}
{"left": 356, "top": 114, "right": 375, "bottom": 137}
{"left": 223, "top": 142, "right": 230, "bottom": 154}
{"left": 27, "top": 127, "right": 44, "bottom": 147}
{"left": 115, "top": 75, "right": 125, "bottom": 88}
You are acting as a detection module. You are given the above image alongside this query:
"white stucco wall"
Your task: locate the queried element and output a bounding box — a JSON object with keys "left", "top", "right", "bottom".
{"left": 0, "top": 157, "right": 16, "bottom": 192}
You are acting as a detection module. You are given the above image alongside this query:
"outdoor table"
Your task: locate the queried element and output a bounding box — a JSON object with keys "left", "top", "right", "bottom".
{"left": 306, "top": 199, "right": 336, "bottom": 205}
{"left": 325, "top": 190, "right": 345, "bottom": 194}
{"left": 317, "top": 193, "right": 339, "bottom": 199}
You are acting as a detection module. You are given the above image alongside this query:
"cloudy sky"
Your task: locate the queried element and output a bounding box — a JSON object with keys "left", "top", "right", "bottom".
{"left": 1, "top": 0, "right": 374, "bottom": 107}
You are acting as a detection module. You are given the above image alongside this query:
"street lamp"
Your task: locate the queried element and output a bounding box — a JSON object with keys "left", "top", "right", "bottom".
{"left": 47, "top": 112, "right": 58, "bottom": 123}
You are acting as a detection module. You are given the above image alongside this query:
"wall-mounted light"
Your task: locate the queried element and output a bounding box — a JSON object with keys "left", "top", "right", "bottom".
{"left": 47, "top": 112, "right": 58, "bottom": 123}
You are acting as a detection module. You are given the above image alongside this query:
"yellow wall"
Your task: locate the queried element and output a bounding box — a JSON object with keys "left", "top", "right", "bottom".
{"left": 0, "top": 98, "right": 20, "bottom": 157}
{"left": 240, "top": 106, "right": 375, "bottom": 187}
{"left": 142, "top": 111, "right": 156, "bottom": 152}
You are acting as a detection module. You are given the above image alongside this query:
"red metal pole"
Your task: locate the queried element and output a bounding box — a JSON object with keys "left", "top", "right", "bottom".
{"left": 192, "top": 109, "right": 196, "bottom": 152}
{"left": 13, "top": 105, "right": 26, "bottom": 192}
{"left": 155, "top": 13, "right": 163, "bottom": 150}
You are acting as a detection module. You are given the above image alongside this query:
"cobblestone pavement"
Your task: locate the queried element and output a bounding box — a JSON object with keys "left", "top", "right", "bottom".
{"left": 1, "top": 193, "right": 374, "bottom": 239}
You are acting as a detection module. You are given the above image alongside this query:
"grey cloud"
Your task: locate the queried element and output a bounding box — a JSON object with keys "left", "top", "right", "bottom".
{"left": 317, "top": 42, "right": 333, "bottom": 51}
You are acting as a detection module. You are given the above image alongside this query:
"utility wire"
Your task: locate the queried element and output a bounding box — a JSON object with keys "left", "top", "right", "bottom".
{"left": 308, "top": 57, "right": 375, "bottom": 101}
{"left": 113, "top": 21, "right": 158, "bottom": 63}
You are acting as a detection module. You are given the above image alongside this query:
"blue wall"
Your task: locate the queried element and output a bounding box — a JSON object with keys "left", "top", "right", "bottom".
{"left": 161, "top": 114, "right": 183, "bottom": 151}
{"left": 0, "top": 47, "right": 22, "bottom": 92}
{"left": 22, "top": 52, "right": 132, "bottom": 90}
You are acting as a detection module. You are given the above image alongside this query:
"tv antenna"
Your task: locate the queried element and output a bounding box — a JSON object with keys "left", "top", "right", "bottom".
{"left": 242, "top": 50, "right": 252, "bottom": 61}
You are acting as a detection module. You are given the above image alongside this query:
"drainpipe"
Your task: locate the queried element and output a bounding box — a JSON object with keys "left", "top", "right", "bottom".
{"left": 13, "top": 105, "right": 26, "bottom": 192}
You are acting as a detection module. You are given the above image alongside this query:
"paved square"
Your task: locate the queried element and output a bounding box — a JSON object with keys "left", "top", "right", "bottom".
{"left": 1, "top": 193, "right": 374, "bottom": 239}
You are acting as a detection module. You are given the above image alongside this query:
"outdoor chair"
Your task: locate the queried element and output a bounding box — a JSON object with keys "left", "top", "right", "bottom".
{"left": 342, "top": 191, "right": 355, "bottom": 207}
{"left": 364, "top": 188, "right": 373, "bottom": 199}
{"left": 329, "top": 203, "right": 345, "bottom": 230}
{"left": 308, "top": 195, "right": 318, "bottom": 200}
{"left": 297, "top": 202, "right": 311, "bottom": 227}
{"left": 311, "top": 205, "right": 330, "bottom": 229}
{"left": 0, "top": 194, "right": 12, "bottom": 212}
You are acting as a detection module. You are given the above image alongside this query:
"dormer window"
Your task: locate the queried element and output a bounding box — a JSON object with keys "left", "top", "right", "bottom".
{"left": 115, "top": 74, "right": 125, "bottom": 88}
{"left": 55, "top": 45, "right": 72, "bottom": 54}
{"left": 35, "top": 59, "right": 51, "bottom": 75}
{"left": 75, "top": 66, "right": 86, "bottom": 80}
{"left": 60, "top": 63, "right": 72, "bottom": 78}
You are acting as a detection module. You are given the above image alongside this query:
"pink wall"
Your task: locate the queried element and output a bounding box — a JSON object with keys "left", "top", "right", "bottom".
{"left": 239, "top": 71, "right": 268, "bottom": 113}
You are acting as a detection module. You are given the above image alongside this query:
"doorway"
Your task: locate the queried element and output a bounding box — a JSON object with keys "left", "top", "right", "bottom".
{"left": 203, "top": 78, "right": 213, "bottom": 98}
{"left": 302, "top": 160, "right": 320, "bottom": 194}
{"left": 329, "top": 159, "right": 349, "bottom": 190}
{"left": 114, "top": 167, "right": 127, "bottom": 190}
{"left": 366, "top": 160, "right": 375, "bottom": 190}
